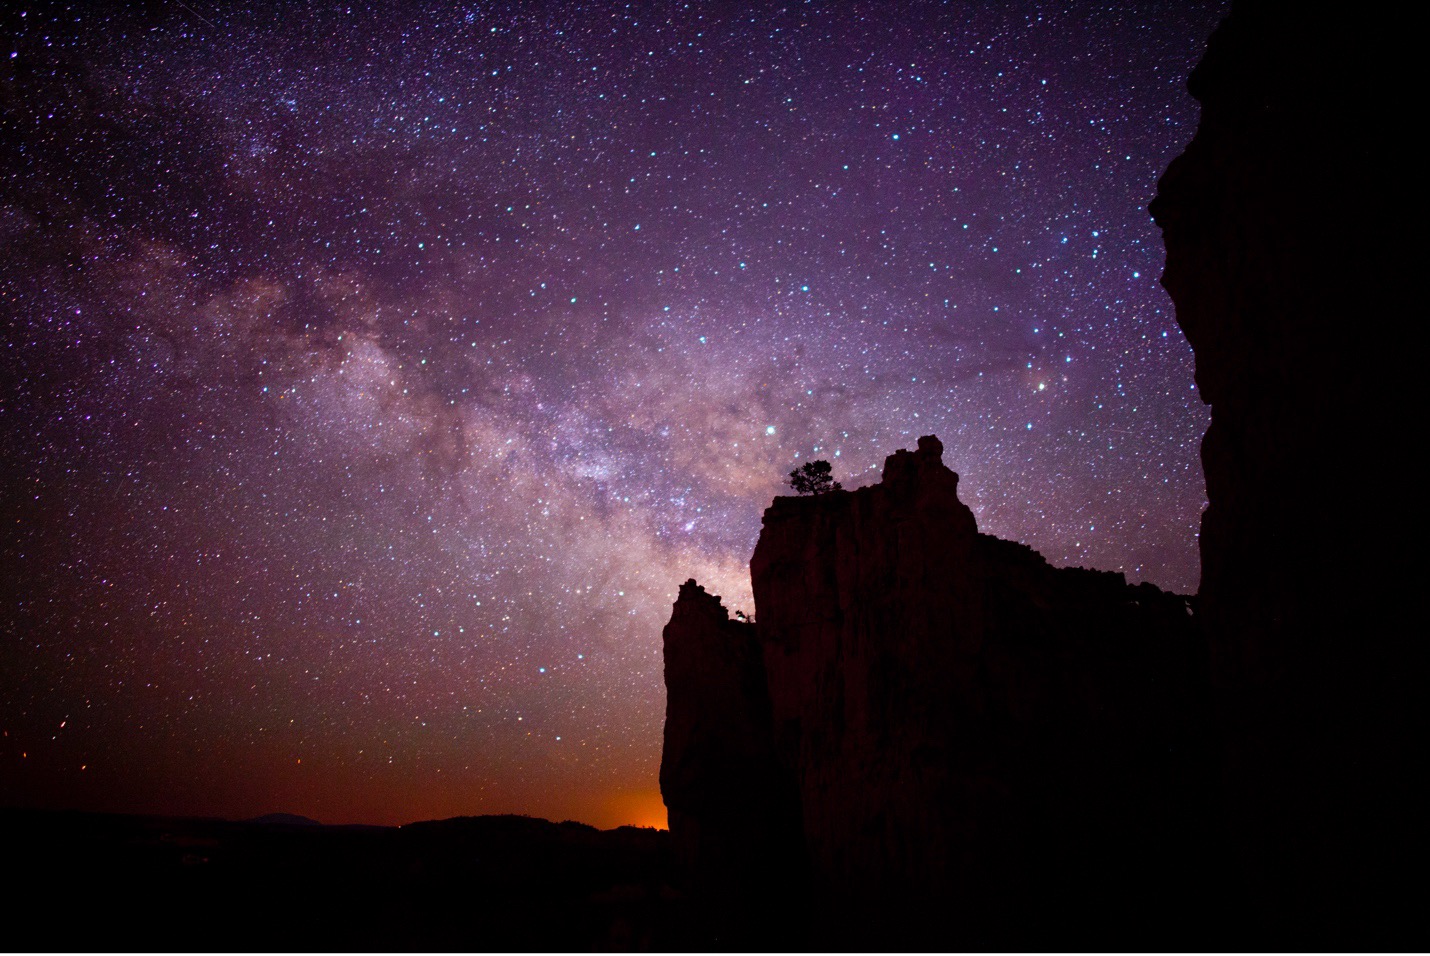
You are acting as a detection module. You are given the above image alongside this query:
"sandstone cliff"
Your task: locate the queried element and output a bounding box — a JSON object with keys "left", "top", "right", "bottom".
{"left": 662, "top": 437, "right": 1211, "bottom": 947}
{"left": 663, "top": 3, "right": 1418, "bottom": 944}
{"left": 657, "top": 580, "right": 802, "bottom": 893}
{"left": 1150, "top": 2, "right": 1417, "bottom": 943}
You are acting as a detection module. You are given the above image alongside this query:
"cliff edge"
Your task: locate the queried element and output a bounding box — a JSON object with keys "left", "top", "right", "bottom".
{"left": 662, "top": 437, "right": 1210, "bottom": 948}
{"left": 662, "top": 2, "right": 1419, "bottom": 945}
{"left": 1150, "top": 1, "right": 1417, "bottom": 943}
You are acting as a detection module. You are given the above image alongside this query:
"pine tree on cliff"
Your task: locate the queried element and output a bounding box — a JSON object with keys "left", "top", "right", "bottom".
{"left": 788, "top": 460, "right": 841, "bottom": 495}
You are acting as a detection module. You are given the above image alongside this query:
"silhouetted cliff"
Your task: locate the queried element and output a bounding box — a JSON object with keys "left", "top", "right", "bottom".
{"left": 663, "top": 4, "right": 1419, "bottom": 946}
{"left": 663, "top": 437, "right": 1213, "bottom": 949}
{"left": 658, "top": 581, "right": 805, "bottom": 879}
{"left": 658, "top": 581, "right": 807, "bottom": 948}
{"left": 1150, "top": 2, "right": 1417, "bottom": 945}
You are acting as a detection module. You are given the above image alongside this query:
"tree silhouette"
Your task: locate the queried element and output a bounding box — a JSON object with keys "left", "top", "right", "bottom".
{"left": 788, "top": 460, "right": 841, "bottom": 495}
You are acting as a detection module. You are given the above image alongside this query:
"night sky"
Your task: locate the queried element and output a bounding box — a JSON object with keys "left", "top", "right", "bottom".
{"left": 2, "top": 1, "right": 1225, "bottom": 829}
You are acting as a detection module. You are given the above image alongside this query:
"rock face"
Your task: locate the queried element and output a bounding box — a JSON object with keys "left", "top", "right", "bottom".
{"left": 658, "top": 580, "right": 801, "bottom": 894}
{"left": 1150, "top": 3, "right": 1416, "bottom": 943}
{"left": 662, "top": 437, "right": 1212, "bottom": 947}
{"left": 663, "top": 4, "right": 1419, "bottom": 945}
{"left": 657, "top": 580, "right": 806, "bottom": 948}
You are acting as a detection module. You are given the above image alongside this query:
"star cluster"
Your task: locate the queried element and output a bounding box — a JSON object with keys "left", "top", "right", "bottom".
{"left": 1, "top": 0, "right": 1223, "bottom": 827}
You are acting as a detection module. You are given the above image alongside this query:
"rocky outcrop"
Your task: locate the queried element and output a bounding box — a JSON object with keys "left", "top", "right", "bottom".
{"left": 663, "top": 4, "right": 1419, "bottom": 946}
{"left": 662, "top": 437, "right": 1212, "bottom": 947}
{"left": 1150, "top": 3, "right": 1417, "bottom": 943}
{"left": 658, "top": 580, "right": 802, "bottom": 896}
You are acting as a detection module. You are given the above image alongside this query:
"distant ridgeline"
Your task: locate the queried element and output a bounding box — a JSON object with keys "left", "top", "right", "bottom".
{"left": 660, "top": 436, "right": 1210, "bottom": 949}
{"left": 661, "top": 1, "right": 1417, "bottom": 948}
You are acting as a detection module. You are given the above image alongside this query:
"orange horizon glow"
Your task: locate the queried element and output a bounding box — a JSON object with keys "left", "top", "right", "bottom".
{"left": 599, "top": 788, "right": 669, "bottom": 830}
{"left": 4, "top": 741, "right": 669, "bottom": 832}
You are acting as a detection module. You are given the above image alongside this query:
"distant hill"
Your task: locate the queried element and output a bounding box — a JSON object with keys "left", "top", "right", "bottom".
{"left": 5, "top": 806, "right": 680, "bottom": 951}
{"left": 247, "top": 812, "right": 323, "bottom": 827}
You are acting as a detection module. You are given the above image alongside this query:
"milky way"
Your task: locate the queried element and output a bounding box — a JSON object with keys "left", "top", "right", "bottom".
{"left": 2, "top": 1, "right": 1224, "bottom": 827}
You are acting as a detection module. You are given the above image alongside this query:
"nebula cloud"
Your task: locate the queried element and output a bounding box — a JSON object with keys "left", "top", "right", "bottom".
{"left": 1, "top": 1, "right": 1220, "bottom": 826}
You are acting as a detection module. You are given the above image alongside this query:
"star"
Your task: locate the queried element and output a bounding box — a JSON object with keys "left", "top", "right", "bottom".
{"left": 0, "top": 0, "right": 1224, "bottom": 828}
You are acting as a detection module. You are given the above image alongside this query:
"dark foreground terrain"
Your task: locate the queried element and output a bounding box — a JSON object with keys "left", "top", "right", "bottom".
{"left": 5, "top": 807, "right": 696, "bottom": 951}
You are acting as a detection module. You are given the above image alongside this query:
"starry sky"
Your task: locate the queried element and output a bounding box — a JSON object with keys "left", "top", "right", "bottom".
{"left": 2, "top": 0, "right": 1225, "bottom": 829}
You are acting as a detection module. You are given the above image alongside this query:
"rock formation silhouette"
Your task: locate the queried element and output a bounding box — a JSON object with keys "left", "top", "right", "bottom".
{"left": 663, "top": 437, "right": 1213, "bottom": 948}
{"left": 663, "top": 3, "right": 1419, "bottom": 947}
{"left": 1150, "top": 1, "right": 1417, "bottom": 945}
{"left": 658, "top": 581, "right": 807, "bottom": 948}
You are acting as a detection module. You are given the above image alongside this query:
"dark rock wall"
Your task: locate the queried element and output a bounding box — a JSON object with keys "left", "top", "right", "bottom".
{"left": 662, "top": 3, "right": 1419, "bottom": 944}
{"left": 657, "top": 580, "right": 802, "bottom": 898}
{"left": 1151, "top": 2, "right": 1416, "bottom": 942}
{"left": 748, "top": 437, "right": 982, "bottom": 910}
{"left": 664, "top": 437, "right": 1212, "bottom": 946}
